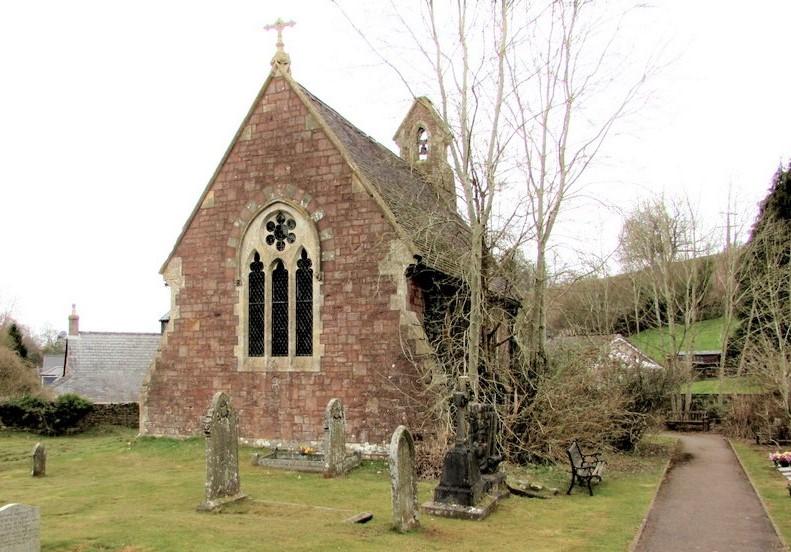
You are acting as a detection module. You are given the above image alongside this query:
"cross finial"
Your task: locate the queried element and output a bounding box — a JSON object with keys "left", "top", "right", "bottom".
{"left": 264, "top": 18, "right": 296, "bottom": 72}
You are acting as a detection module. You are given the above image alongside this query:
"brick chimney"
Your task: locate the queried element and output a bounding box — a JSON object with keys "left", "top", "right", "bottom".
{"left": 68, "top": 304, "right": 79, "bottom": 336}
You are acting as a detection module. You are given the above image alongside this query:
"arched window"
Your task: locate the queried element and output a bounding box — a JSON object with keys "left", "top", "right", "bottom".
{"left": 296, "top": 249, "right": 313, "bottom": 356}
{"left": 271, "top": 259, "right": 289, "bottom": 357}
{"left": 248, "top": 251, "right": 265, "bottom": 357}
{"left": 417, "top": 127, "right": 430, "bottom": 161}
{"left": 237, "top": 202, "right": 321, "bottom": 371}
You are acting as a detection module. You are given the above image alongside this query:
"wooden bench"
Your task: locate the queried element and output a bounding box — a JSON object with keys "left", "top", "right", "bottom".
{"left": 566, "top": 440, "right": 605, "bottom": 496}
{"left": 665, "top": 410, "right": 710, "bottom": 431}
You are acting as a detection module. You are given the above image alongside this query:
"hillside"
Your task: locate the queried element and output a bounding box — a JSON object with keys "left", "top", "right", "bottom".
{"left": 627, "top": 317, "right": 727, "bottom": 364}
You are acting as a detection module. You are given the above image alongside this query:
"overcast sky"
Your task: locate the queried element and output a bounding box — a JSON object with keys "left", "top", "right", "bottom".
{"left": 1, "top": 1, "right": 789, "bottom": 336}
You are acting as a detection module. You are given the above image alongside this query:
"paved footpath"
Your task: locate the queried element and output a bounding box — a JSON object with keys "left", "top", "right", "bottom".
{"left": 634, "top": 432, "right": 784, "bottom": 552}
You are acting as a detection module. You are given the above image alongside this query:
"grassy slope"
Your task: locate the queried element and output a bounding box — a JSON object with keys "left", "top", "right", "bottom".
{"left": 628, "top": 317, "right": 726, "bottom": 364}
{"left": 730, "top": 440, "right": 791, "bottom": 545}
{"left": 0, "top": 428, "right": 673, "bottom": 552}
{"left": 629, "top": 318, "right": 763, "bottom": 394}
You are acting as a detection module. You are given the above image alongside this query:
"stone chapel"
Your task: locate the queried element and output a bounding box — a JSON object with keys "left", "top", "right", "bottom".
{"left": 140, "top": 35, "right": 473, "bottom": 447}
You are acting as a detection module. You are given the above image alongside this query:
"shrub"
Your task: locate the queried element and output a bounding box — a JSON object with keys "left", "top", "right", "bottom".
{"left": 52, "top": 394, "right": 94, "bottom": 431}
{"left": 0, "top": 346, "right": 41, "bottom": 399}
{"left": 0, "top": 393, "right": 93, "bottom": 435}
{"left": 500, "top": 338, "right": 676, "bottom": 463}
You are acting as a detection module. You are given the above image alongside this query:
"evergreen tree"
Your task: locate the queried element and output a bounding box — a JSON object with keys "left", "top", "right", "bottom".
{"left": 8, "top": 323, "right": 28, "bottom": 359}
{"left": 732, "top": 162, "right": 791, "bottom": 357}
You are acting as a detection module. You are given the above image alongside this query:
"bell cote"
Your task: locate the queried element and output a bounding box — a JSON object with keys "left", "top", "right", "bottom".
{"left": 393, "top": 97, "right": 455, "bottom": 209}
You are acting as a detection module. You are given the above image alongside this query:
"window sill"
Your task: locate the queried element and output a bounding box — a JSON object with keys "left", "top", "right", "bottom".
{"left": 239, "top": 355, "right": 320, "bottom": 373}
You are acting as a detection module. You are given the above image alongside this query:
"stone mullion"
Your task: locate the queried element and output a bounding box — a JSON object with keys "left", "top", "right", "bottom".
{"left": 265, "top": 263, "right": 272, "bottom": 358}
{"left": 288, "top": 263, "right": 296, "bottom": 359}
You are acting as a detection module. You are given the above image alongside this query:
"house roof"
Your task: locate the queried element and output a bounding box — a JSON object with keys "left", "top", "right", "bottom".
{"left": 299, "top": 86, "right": 470, "bottom": 277}
{"left": 548, "top": 334, "right": 662, "bottom": 371}
{"left": 40, "top": 353, "right": 65, "bottom": 377}
{"left": 160, "top": 63, "right": 470, "bottom": 279}
{"left": 52, "top": 332, "right": 161, "bottom": 404}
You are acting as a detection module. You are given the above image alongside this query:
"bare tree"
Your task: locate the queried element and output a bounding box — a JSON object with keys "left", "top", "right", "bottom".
{"left": 619, "top": 196, "right": 714, "bottom": 411}
{"left": 506, "top": 0, "right": 647, "bottom": 371}
{"left": 714, "top": 192, "right": 747, "bottom": 401}
{"left": 420, "top": 1, "right": 511, "bottom": 397}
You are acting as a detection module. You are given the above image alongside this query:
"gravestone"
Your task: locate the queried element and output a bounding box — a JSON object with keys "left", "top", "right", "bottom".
{"left": 323, "top": 398, "right": 346, "bottom": 477}
{"left": 31, "top": 443, "right": 45, "bottom": 477}
{"left": 251, "top": 398, "right": 360, "bottom": 475}
{"left": 197, "top": 392, "right": 246, "bottom": 512}
{"left": 421, "top": 376, "right": 508, "bottom": 520}
{"left": 389, "top": 425, "right": 419, "bottom": 532}
{"left": 0, "top": 503, "right": 40, "bottom": 552}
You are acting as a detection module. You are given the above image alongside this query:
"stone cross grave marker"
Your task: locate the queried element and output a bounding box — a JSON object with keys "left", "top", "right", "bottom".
{"left": 197, "top": 392, "right": 245, "bottom": 511}
{"left": 389, "top": 425, "right": 420, "bottom": 532}
{"left": 323, "top": 398, "right": 346, "bottom": 477}
{"left": 0, "top": 503, "right": 40, "bottom": 552}
{"left": 31, "top": 443, "right": 46, "bottom": 477}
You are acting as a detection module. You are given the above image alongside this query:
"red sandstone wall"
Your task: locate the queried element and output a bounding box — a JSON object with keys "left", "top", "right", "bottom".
{"left": 143, "top": 77, "right": 422, "bottom": 444}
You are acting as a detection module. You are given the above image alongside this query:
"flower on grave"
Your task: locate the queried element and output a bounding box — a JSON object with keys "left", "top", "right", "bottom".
{"left": 298, "top": 445, "right": 317, "bottom": 455}
{"left": 769, "top": 451, "right": 791, "bottom": 464}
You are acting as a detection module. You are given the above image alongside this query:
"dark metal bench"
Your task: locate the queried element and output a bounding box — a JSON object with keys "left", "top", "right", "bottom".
{"left": 665, "top": 410, "right": 710, "bottom": 431}
{"left": 566, "top": 440, "right": 605, "bottom": 496}
{"left": 754, "top": 430, "right": 791, "bottom": 446}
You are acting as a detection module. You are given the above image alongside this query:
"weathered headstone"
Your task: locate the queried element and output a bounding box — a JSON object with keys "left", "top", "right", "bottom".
{"left": 31, "top": 443, "right": 45, "bottom": 477}
{"left": 0, "top": 503, "right": 40, "bottom": 552}
{"left": 323, "top": 398, "right": 346, "bottom": 477}
{"left": 389, "top": 425, "right": 419, "bottom": 532}
{"left": 197, "top": 392, "right": 246, "bottom": 511}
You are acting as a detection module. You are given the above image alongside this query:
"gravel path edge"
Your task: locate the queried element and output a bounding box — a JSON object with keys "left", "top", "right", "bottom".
{"left": 727, "top": 437, "right": 789, "bottom": 551}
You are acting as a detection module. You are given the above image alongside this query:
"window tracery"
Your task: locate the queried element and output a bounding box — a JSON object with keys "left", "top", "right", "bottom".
{"left": 238, "top": 202, "right": 321, "bottom": 371}
{"left": 265, "top": 211, "right": 296, "bottom": 251}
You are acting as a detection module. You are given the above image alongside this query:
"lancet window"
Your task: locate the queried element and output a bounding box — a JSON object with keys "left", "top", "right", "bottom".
{"left": 295, "top": 249, "right": 313, "bottom": 356}
{"left": 248, "top": 252, "right": 266, "bottom": 356}
{"left": 271, "top": 260, "right": 289, "bottom": 356}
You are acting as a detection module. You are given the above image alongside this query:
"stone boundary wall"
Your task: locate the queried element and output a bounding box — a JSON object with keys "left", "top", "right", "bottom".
{"left": 81, "top": 403, "right": 140, "bottom": 429}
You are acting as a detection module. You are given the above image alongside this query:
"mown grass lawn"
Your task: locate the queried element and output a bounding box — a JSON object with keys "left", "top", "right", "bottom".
{"left": 0, "top": 427, "right": 673, "bottom": 552}
{"left": 730, "top": 440, "right": 791, "bottom": 546}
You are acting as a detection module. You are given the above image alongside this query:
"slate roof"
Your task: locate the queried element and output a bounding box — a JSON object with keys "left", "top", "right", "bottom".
{"left": 40, "top": 353, "right": 65, "bottom": 377}
{"left": 52, "top": 332, "right": 161, "bottom": 404}
{"left": 300, "top": 85, "right": 471, "bottom": 278}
